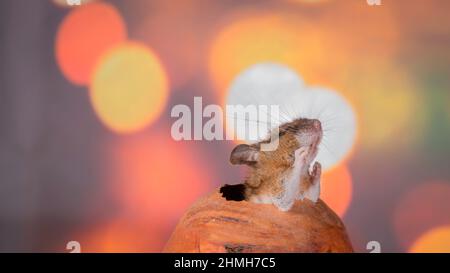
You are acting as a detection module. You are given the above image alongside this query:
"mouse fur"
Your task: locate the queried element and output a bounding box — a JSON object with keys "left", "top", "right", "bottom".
{"left": 221, "top": 118, "right": 323, "bottom": 211}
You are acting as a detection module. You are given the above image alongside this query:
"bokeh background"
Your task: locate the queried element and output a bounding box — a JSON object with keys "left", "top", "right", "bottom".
{"left": 1, "top": 0, "right": 450, "bottom": 253}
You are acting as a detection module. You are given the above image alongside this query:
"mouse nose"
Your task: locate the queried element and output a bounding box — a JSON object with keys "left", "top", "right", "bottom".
{"left": 312, "top": 119, "right": 322, "bottom": 130}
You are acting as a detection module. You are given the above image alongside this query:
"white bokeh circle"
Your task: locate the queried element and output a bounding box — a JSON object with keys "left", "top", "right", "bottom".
{"left": 226, "top": 62, "right": 357, "bottom": 170}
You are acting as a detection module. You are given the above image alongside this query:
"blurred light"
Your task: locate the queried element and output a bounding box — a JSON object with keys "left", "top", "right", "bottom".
{"left": 109, "top": 130, "right": 213, "bottom": 222}
{"left": 409, "top": 225, "right": 450, "bottom": 253}
{"left": 225, "top": 63, "right": 303, "bottom": 143}
{"left": 55, "top": 2, "right": 126, "bottom": 85}
{"left": 393, "top": 181, "right": 450, "bottom": 251}
{"left": 320, "top": 1, "right": 399, "bottom": 58}
{"left": 209, "top": 13, "right": 330, "bottom": 104}
{"left": 90, "top": 42, "right": 169, "bottom": 134}
{"left": 226, "top": 63, "right": 357, "bottom": 171}
{"left": 338, "top": 61, "right": 424, "bottom": 151}
{"left": 78, "top": 218, "right": 165, "bottom": 252}
{"left": 52, "top": 0, "right": 97, "bottom": 8}
{"left": 391, "top": 1, "right": 450, "bottom": 56}
{"left": 321, "top": 164, "right": 353, "bottom": 217}
{"left": 134, "top": 0, "right": 205, "bottom": 88}
{"left": 447, "top": 92, "right": 450, "bottom": 122}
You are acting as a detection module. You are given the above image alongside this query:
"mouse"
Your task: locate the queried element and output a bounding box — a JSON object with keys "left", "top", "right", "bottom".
{"left": 220, "top": 118, "right": 322, "bottom": 212}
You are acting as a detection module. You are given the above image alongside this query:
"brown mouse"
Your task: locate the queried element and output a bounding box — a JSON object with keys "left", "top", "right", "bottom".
{"left": 220, "top": 118, "right": 322, "bottom": 211}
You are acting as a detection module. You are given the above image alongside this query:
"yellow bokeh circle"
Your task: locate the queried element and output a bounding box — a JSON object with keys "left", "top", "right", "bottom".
{"left": 338, "top": 60, "right": 424, "bottom": 150}
{"left": 90, "top": 42, "right": 169, "bottom": 134}
{"left": 209, "top": 13, "right": 329, "bottom": 105}
{"left": 409, "top": 225, "right": 450, "bottom": 253}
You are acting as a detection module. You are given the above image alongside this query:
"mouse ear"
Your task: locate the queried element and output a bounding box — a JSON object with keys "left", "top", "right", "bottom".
{"left": 230, "top": 144, "right": 260, "bottom": 166}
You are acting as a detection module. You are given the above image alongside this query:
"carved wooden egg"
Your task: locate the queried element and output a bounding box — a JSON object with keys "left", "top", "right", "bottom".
{"left": 164, "top": 188, "right": 353, "bottom": 253}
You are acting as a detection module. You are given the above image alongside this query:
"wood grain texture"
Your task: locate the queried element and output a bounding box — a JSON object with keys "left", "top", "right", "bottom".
{"left": 164, "top": 188, "right": 353, "bottom": 253}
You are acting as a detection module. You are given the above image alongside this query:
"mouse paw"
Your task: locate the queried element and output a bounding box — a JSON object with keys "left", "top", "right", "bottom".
{"left": 304, "top": 182, "right": 320, "bottom": 203}
{"left": 311, "top": 162, "right": 322, "bottom": 183}
{"left": 294, "top": 147, "right": 309, "bottom": 166}
{"left": 304, "top": 162, "right": 321, "bottom": 203}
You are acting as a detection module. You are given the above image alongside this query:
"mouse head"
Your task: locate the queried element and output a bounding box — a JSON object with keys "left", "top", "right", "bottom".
{"left": 230, "top": 118, "right": 322, "bottom": 167}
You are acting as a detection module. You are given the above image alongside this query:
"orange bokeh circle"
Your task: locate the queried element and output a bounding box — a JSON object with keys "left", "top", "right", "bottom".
{"left": 321, "top": 164, "right": 353, "bottom": 217}
{"left": 109, "top": 130, "right": 214, "bottom": 221}
{"left": 77, "top": 218, "right": 165, "bottom": 253}
{"left": 55, "top": 2, "right": 126, "bottom": 85}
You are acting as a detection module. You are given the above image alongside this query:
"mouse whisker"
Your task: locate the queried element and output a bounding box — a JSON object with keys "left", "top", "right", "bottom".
{"left": 279, "top": 109, "right": 293, "bottom": 123}
{"left": 307, "top": 92, "right": 319, "bottom": 118}
{"left": 314, "top": 94, "right": 337, "bottom": 121}
{"left": 320, "top": 137, "right": 339, "bottom": 160}
{"left": 244, "top": 89, "right": 291, "bottom": 124}
{"left": 259, "top": 104, "right": 290, "bottom": 124}
{"left": 322, "top": 125, "right": 340, "bottom": 134}
{"left": 225, "top": 114, "right": 272, "bottom": 126}
{"left": 317, "top": 115, "right": 342, "bottom": 127}
{"left": 283, "top": 102, "right": 301, "bottom": 120}
{"left": 322, "top": 123, "right": 351, "bottom": 133}
{"left": 319, "top": 141, "right": 334, "bottom": 160}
